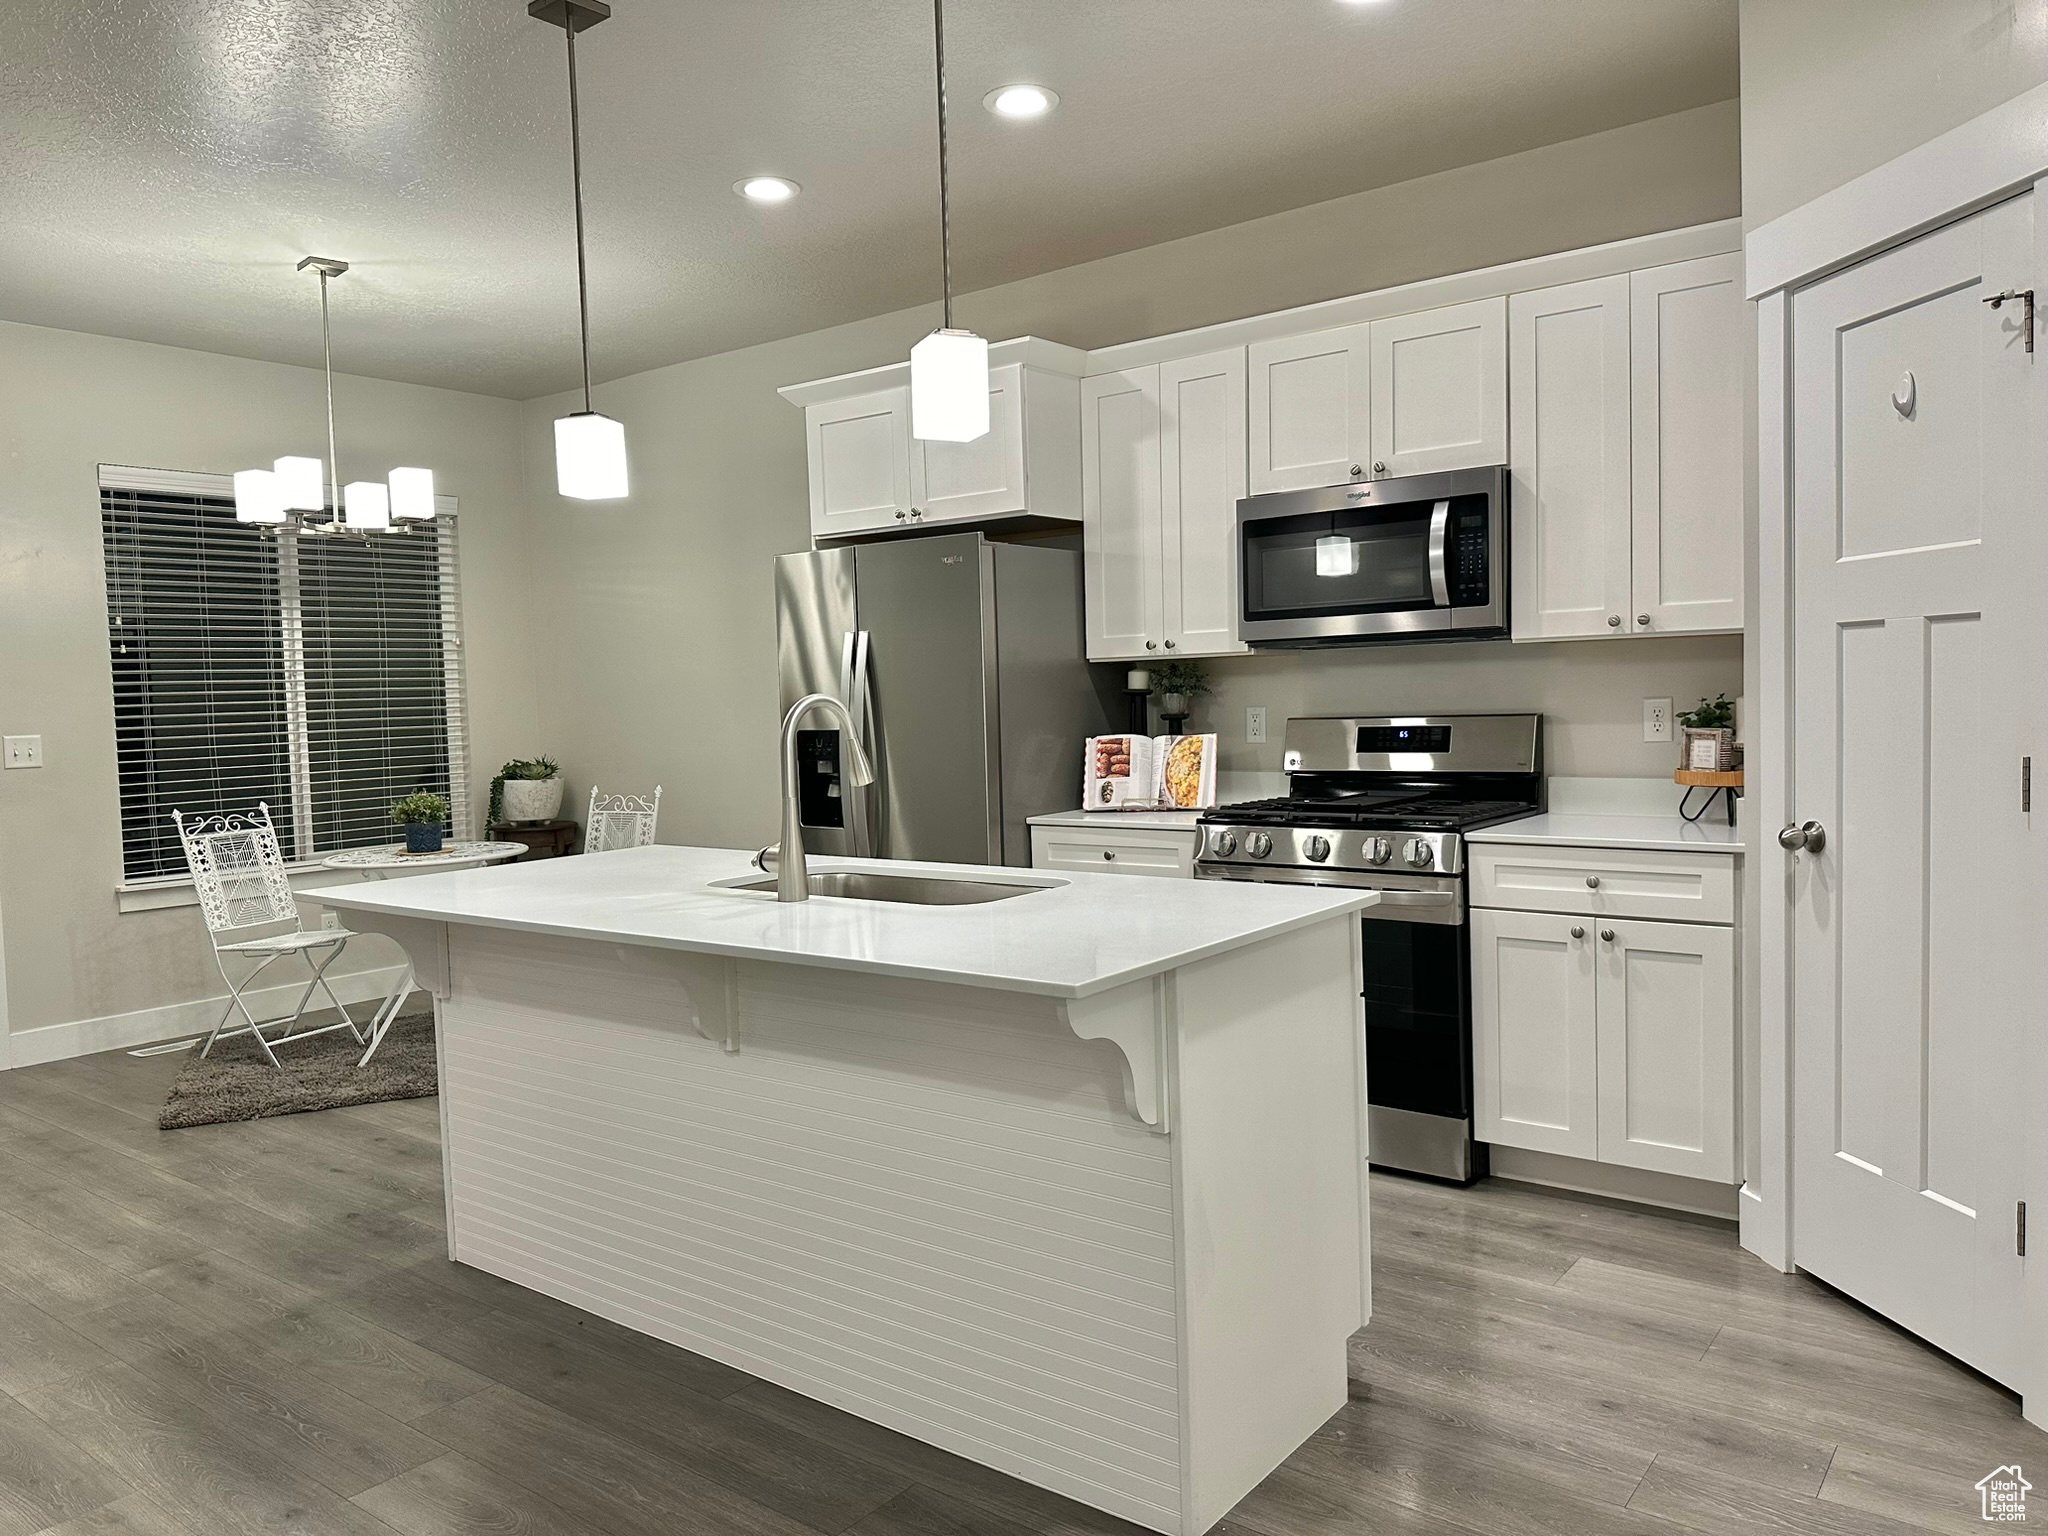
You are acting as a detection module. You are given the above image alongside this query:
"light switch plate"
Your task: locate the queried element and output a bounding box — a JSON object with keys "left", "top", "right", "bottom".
{"left": 2, "top": 735, "right": 43, "bottom": 769}
{"left": 1246, "top": 707, "right": 1267, "bottom": 744}
{"left": 1643, "top": 699, "right": 1672, "bottom": 743}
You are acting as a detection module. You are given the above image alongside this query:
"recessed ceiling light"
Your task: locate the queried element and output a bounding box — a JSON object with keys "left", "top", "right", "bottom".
{"left": 983, "top": 84, "right": 1058, "bottom": 120}
{"left": 736, "top": 176, "right": 800, "bottom": 204}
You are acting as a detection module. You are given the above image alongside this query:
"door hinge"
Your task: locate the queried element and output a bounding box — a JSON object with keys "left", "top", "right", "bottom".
{"left": 1985, "top": 288, "right": 2036, "bottom": 353}
{"left": 2025, "top": 756, "right": 2033, "bottom": 814}
{"left": 2020, "top": 1201, "right": 2028, "bottom": 1257}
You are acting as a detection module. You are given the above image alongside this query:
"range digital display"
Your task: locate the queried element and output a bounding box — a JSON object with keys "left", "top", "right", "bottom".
{"left": 1357, "top": 725, "right": 1450, "bottom": 754}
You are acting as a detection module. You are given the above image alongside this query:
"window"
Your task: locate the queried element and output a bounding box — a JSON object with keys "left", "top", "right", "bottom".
{"left": 101, "top": 466, "right": 468, "bottom": 881}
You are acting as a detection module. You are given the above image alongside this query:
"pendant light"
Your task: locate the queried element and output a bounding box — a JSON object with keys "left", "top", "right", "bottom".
{"left": 234, "top": 257, "right": 436, "bottom": 532}
{"left": 910, "top": 0, "right": 990, "bottom": 443}
{"left": 531, "top": 0, "right": 630, "bottom": 500}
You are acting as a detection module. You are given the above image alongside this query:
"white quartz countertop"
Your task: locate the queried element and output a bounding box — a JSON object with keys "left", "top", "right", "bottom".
{"left": 314, "top": 845, "right": 1378, "bottom": 1000}
{"left": 1027, "top": 808, "right": 1207, "bottom": 831}
{"left": 1470, "top": 812, "right": 1745, "bottom": 854}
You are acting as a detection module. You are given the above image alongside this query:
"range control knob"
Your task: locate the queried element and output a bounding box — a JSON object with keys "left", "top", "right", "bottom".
{"left": 1362, "top": 836, "right": 1394, "bottom": 866}
{"left": 1304, "top": 834, "right": 1332, "bottom": 863}
{"left": 1403, "top": 839, "right": 1435, "bottom": 870}
{"left": 1211, "top": 830, "right": 1238, "bottom": 857}
{"left": 1246, "top": 831, "right": 1274, "bottom": 859}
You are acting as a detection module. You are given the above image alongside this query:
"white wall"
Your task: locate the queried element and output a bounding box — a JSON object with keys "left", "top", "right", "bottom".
{"left": 1740, "top": 0, "right": 2048, "bottom": 226}
{"left": 520, "top": 102, "right": 1743, "bottom": 848}
{"left": 0, "top": 320, "right": 539, "bottom": 1041}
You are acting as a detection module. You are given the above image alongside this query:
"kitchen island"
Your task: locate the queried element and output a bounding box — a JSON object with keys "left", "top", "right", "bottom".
{"left": 318, "top": 846, "right": 1376, "bottom": 1536}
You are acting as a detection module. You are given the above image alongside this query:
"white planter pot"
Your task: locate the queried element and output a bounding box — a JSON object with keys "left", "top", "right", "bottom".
{"left": 500, "top": 778, "right": 564, "bottom": 823}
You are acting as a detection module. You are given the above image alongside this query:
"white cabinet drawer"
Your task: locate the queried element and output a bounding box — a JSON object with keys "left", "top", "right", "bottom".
{"left": 1030, "top": 825, "right": 1198, "bottom": 879}
{"left": 1469, "top": 844, "right": 1734, "bottom": 925}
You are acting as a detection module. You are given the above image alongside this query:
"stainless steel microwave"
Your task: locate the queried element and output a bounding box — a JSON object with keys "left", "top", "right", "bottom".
{"left": 1236, "top": 466, "right": 1508, "bottom": 646}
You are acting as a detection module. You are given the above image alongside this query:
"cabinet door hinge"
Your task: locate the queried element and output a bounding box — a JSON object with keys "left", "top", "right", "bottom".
{"left": 1985, "top": 288, "right": 2037, "bottom": 353}
{"left": 2025, "top": 757, "right": 2033, "bottom": 814}
{"left": 2020, "top": 1201, "right": 2028, "bottom": 1258}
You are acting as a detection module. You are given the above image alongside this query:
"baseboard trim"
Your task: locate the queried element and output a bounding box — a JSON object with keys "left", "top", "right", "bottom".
{"left": 1487, "top": 1145, "right": 1739, "bottom": 1220}
{"left": 5, "top": 966, "right": 413, "bottom": 1070}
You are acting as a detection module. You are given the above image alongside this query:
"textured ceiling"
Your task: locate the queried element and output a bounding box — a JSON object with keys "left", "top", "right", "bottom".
{"left": 0, "top": 0, "right": 1737, "bottom": 398}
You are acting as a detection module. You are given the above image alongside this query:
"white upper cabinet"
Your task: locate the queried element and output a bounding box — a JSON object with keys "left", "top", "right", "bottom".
{"left": 1082, "top": 349, "right": 1251, "bottom": 662}
{"left": 1247, "top": 323, "right": 1371, "bottom": 494}
{"left": 1082, "top": 368, "right": 1163, "bottom": 662}
{"left": 1630, "top": 254, "right": 1745, "bottom": 635}
{"left": 1508, "top": 256, "right": 1745, "bottom": 642}
{"left": 804, "top": 387, "right": 917, "bottom": 539}
{"left": 1368, "top": 297, "right": 1508, "bottom": 478}
{"left": 1159, "top": 350, "right": 1250, "bottom": 657}
{"left": 782, "top": 339, "right": 1084, "bottom": 541}
{"left": 1509, "top": 276, "right": 1635, "bottom": 640}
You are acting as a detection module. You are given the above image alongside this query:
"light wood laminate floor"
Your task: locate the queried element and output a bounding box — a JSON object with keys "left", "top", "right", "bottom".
{"left": 0, "top": 1039, "right": 2039, "bottom": 1536}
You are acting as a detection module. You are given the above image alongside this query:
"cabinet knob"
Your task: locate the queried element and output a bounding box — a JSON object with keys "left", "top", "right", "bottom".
{"left": 1349, "top": 464, "right": 1364, "bottom": 478}
{"left": 1372, "top": 461, "right": 1386, "bottom": 474}
{"left": 1103, "top": 850, "right": 1116, "bottom": 860}
{"left": 909, "top": 509, "right": 923, "bottom": 521}
{"left": 1570, "top": 925, "right": 1585, "bottom": 940}
{"left": 1607, "top": 615, "right": 1622, "bottom": 628}
{"left": 1600, "top": 928, "right": 1615, "bottom": 943}
{"left": 1145, "top": 640, "right": 1158, "bottom": 651}
{"left": 1585, "top": 875, "right": 1600, "bottom": 889}
{"left": 1163, "top": 639, "right": 1176, "bottom": 649}
{"left": 1636, "top": 614, "right": 1650, "bottom": 626}
{"left": 895, "top": 510, "right": 906, "bottom": 521}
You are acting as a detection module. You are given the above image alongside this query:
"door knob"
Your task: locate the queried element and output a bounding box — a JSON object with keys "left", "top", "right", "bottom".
{"left": 1779, "top": 820, "right": 1827, "bottom": 854}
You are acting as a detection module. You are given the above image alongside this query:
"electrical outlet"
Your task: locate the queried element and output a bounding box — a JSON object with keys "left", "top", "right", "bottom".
{"left": 320, "top": 909, "right": 343, "bottom": 931}
{"left": 1246, "top": 706, "right": 1268, "bottom": 744}
{"left": 1643, "top": 699, "right": 1673, "bottom": 743}
{"left": 2, "top": 735, "right": 43, "bottom": 769}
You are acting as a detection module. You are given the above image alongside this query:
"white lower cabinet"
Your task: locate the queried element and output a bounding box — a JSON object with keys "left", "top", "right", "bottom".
{"left": 1030, "top": 824, "right": 1200, "bottom": 878}
{"left": 1473, "top": 847, "right": 1738, "bottom": 1183}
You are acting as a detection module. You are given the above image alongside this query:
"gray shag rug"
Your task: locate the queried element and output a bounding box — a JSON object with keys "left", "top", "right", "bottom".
{"left": 158, "top": 1009, "right": 437, "bottom": 1130}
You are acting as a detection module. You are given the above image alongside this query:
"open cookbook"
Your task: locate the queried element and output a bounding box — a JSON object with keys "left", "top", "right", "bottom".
{"left": 1083, "top": 733, "right": 1219, "bottom": 810}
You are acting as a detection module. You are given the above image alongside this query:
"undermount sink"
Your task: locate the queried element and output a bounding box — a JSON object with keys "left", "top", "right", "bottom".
{"left": 721, "top": 870, "right": 1054, "bottom": 905}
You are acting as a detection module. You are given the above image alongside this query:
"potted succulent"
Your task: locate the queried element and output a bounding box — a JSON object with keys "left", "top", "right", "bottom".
{"left": 491, "top": 756, "right": 562, "bottom": 824}
{"left": 1149, "top": 661, "right": 1212, "bottom": 735}
{"left": 1678, "top": 694, "right": 1740, "bottom": 772}
{"left": 391, "top": 791, "right": 451, "bottom": 854}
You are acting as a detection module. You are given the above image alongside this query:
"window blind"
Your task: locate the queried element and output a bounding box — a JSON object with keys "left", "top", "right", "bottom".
{"left": 100, "top": 471, "right": 468, "bottom": 881}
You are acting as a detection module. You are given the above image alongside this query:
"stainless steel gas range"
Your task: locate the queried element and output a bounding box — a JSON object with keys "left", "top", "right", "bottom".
{"left": 1194, "top": 714, "right": 1544, "bottom": 1183}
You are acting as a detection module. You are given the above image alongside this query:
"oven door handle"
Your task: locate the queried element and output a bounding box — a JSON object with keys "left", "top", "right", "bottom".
{"left": 1427, "top": 499, "right": 1451, "bottom": 608}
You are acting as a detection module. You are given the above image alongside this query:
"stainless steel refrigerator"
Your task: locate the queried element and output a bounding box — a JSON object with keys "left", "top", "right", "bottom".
{"left": 774, "top": 533, "right": 1118, "bottom": 867}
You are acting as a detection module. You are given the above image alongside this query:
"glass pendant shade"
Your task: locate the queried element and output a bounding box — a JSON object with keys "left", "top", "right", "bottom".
{"left": 910, "top": 328, "right": 990, "bottom": 442}
{"left": 274, "top": 455, "right": 325, "bottom": 512}
{"left": 343, "top": 480, "right": 391, "bottom": 531}
{"left": 389, "top": 466, "right": 436, "bottom": 521}
{"left": 234, "top": 468, "right": 286, "bottom": 525}
{"left": 1316, "top": 534, "right": 1360, "bottom": 578}
{"left": 554, "top": 411, "right": 629, "bottom": 500}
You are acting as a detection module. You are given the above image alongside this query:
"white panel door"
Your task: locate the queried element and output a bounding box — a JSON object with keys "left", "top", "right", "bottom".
{"left": 1507, "top": 277, "right": 1634, "bottom": 641}
{"left": 917, "top": 362, "right": 1028, "bottom": 525}
{"left": 1246, "top": 324, "right": 1371, "bottom": 493}
{"left": 1790, "top": 195, "right": 2037, "bottom": 1387}
{"left": 1081, "top": 368, "right": 1163, "bottom": 661}
{"left": 1159, "top": 348, "right": 1250, "bottom": 658}
{"left": 1594, "top": 919, "right": 1734, "bottom": 1182}
{"left": 1369, "top": 298, "right": 1508, "bottom": 478}
{"left": 1631, "top": 255, "right": 1745, "bottom": 635}
{"left": 807, "top": 387, "right": 914, "bottom": 537}
{"left": 1472, "top": 909, "right": 1598, "bottom": 1160}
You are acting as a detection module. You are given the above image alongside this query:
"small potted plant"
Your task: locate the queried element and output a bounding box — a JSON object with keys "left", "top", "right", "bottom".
{"left": 1678, "top": 694, "right": 1739, "bottom": 772}
{"left": 1149, "top": 661, "right": 1211, "bottom": 735}
{"left": 391, "top": 791, "right": 451, "bottom": 854}
{"left": 491, "top": 756, "right": 562, "bottom": 824}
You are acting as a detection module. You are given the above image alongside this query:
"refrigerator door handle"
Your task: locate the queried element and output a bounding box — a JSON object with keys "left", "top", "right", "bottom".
{"left": 839, "top": 630, "right": 875, "bottom": 857}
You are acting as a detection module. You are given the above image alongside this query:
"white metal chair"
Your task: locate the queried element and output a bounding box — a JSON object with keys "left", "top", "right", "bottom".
{"left": 584, "top": 784, "right": 662, "bottom": 853}
{"left": 174, "top": 803, "right": 397, "bottom": 1068}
